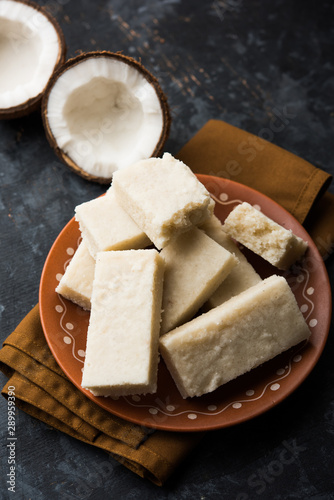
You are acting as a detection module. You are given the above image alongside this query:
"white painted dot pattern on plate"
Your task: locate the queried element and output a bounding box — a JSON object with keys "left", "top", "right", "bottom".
{"left": 219, "top": 192, "right": 228, "bottom": 201}
{"left": 208, "top": 405, "right": 217, "bottom": 411}
{"left": 270, "top": 383, "right": 280, "bottom": 391}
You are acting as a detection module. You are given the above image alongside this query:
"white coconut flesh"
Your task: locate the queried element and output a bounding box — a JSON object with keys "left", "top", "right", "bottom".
{"left": 0, "top": 1, "right": 61, "bottom": 110}
{"left": 46, "top": 56, "right": 165, "bottom": 179}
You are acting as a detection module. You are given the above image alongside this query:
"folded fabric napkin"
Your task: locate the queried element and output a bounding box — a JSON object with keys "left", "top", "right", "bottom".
{"left": 1, "top": 119, "right": 333, "bottom": 486}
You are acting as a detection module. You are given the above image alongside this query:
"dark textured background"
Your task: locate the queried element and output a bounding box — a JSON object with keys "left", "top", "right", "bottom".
{"left": 1, "top": 1, "right": 333, "bottom": 498}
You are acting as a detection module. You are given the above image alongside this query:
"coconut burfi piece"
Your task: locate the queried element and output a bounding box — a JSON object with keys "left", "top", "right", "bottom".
{"left": 56, "top": 240, "right": 95, "bottom": 310}
{"left": 75, "top": 189, "right": 151, "bottom": 259}
{"left": 200, "top": 215, "right": 262, "bottom": 308}
{"left": 112, "top": 152, "right": 215, "bottom": 249}
{"left": 160, "top": 226, "right": 238, "bottom": 334}
{"left": 81, "top": 249, "right": 164, "bottom": 397}
{"left": 160, "top": 275, "right": 311, "bottom": 399}
{"left": 223, "top": 202, "right": 308, "bottom": 270}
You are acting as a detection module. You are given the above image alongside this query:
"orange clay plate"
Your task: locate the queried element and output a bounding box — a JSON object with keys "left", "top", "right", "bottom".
{"left": 39, "top": 175, "right": 332, "bottom": 432}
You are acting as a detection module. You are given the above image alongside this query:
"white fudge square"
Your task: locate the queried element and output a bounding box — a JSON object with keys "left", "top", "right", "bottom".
{"left": 112, "top": 152, "right": 215, "bottom": 249}
{"left": 200, "top": 215, "right": 262, "bottom": 308}
{"left": 56, "top": 240, "right": 95, "bottom": 310}
{"left": 223, "top": 202, "right": 308, "bottom": 270}
{"left": 81, "top": 249, "right": 164, "bottom": 397}
{"left": 160, "top": 226, "right": 238, "bottom": 334}
{"left": 75, "top": 189, "right": 151, "bottom": 259}
{"left": 159, "top": 275, "right": 311, "bottom": 398}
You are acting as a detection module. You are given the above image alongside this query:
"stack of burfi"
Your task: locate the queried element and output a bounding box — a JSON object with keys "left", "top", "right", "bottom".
{"left": 55, "top": 152, "right": 310, "bottom": 400}
{"left": 57, "top": 153, "right": 240, "bottom": 397}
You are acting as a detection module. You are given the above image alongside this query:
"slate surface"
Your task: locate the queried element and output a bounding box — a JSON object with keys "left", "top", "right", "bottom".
{"left": 0, "top": 1, "right": 333, "bottom": 499}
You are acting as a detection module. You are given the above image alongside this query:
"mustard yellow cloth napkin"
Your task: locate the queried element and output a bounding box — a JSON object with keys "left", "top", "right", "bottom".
{"left": 0, "top": 305, "right": 204, "bottom": 486}
{"left": 0, "top": 119, "right": 333, "bottom": 486}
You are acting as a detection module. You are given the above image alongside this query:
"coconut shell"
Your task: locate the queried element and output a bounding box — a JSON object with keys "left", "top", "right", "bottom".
{"left": 41, "top": 51, "right": 171, "bottom": 184}
{"left": 0, "top": 0, "right": 66, "bottom": 120}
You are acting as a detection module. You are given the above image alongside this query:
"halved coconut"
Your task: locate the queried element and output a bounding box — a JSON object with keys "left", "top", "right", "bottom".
{"left": 0, "top": 0, "right": 66, "bottom": 119}
{"left": 42, "top": 51, "right": 171, "bottom": 183}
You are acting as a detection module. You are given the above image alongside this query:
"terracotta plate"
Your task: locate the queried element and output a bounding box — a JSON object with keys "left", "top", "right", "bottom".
{"left": 39, "top": 175, "right": 332, "bottom": 432}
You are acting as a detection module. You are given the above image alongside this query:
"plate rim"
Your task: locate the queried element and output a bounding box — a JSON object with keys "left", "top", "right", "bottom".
{"left": 39, "top": 174, "right": 332, "bottom": 432}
